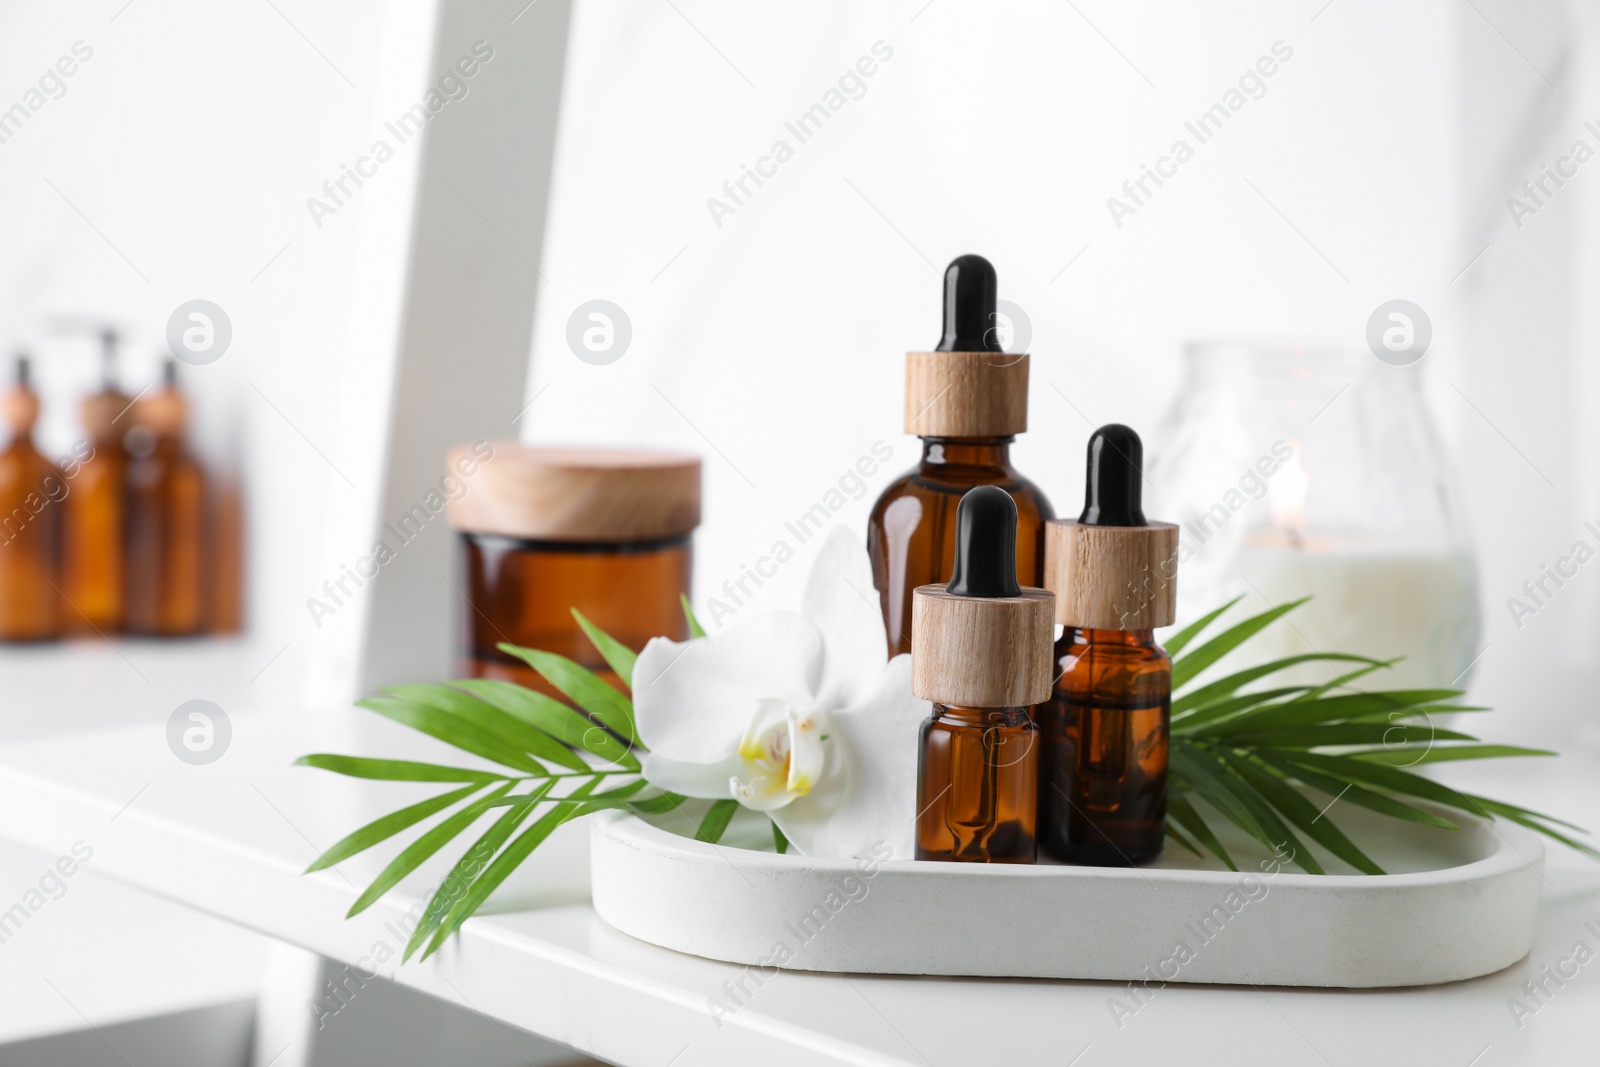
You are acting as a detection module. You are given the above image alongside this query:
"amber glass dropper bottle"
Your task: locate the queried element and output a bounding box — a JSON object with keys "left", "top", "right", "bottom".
{"left": 63, "top": 328, "right": 130, "bottom": 632}
{"left": 125, "top": 359, "right": 206, "bottom": 636}
{"left": 913, "top": 485, "right": 1055, "bottom": 863}
{"left": 0, "top": 356, "right": 63, "bottom": 641}
{"left": 867, "top": 254, "right": 1053, "bottom": 657}
{"left": 1039, "top": 425, "right": 1179, "bottom": 865}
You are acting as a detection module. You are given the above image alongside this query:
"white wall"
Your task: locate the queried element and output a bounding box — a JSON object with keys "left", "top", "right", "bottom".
{"left": 1, "top": 0, "right": 1592, "bottom": 723}
{"left": 0, "top": 0, "right": 391, "bottom": 721}
{"left": 517, "top": 0, "right": 1600, "bottom": 731}
{"left": 522, "top": 2, "right": 1461, "bottom": 610}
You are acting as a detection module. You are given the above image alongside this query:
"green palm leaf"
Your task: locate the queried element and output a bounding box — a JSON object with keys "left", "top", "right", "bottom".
{"left": 1215, "top": 748, "right": 1381, "bottom": 874}
{"left": 681, "top": 594, "right": 707, "bottom": 637}
{"left": 293, "top": 755, "right": 506, "bottom": 783}
{"left": 404, "top": 779, "right": 552, "bottom": 961}
{"left": 1164, "top": 822, "right": 1202, "bottom": 857}
{"left": 695, "top": 798, "right": 739, "bottom": 843}
{"left": 1165, "top": 788, "right": 1235, "bottom": 870}
{"left": 358, "top": 695, "right": 548, "bottom": 776}
{"left": 629, "top": 791, "right": 686, "bottom": 814}
{"left": 1349, "top": 744, "right": 1555, "bottom": 766}
{"left": 1250, "top": 749, "right": 1456, "bottom": 829}
{"left": 346, "top": 782, "right": 515, "bottom": 917}
{"left": 1172, "top": 654, "right": 1377, "bottom": 716}
{"left": 1162, "top": 595, "right": 1241, "bottom": 656}
{"left": 1170, "top": 597, "right": 1310, "bottom": 690}
{"left": 306, "top": 783, "right": 483, "bottom": 872}
{"left": 497, "top": 644, "right": 638, "bottom": 745}
{"left": 572, "top": 608, "right": 638, "bottom": 687}
{"left": 451, "top": 678, "right": 637, "bottom": 769}
{"left": 1166, "top": 597, "right": 1590, "bottom": 875}
{"left": 388, "top": 683, "right": 592, "bottom": 772}
{"left": 420, "top": 777, "right": 606, "bottom": 959}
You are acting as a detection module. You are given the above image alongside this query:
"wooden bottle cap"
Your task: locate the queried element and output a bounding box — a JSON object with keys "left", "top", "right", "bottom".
{"left": 447, "top": 443, "right": 701, "bottom": 543}
{"left": 1044, "top": 519, "right": 1179, "bottom": 630}
{"left": 132, "top": 387, "right": 187, "bottom": 438}
{"left": 82, "top": 389, "right": 131, "bottom": 443}
{"left": 2, "top": 386, "right": 39, "bottom": 435}
{"left": 910, "top": 585, "right": 1055, "bottom": 707}
{"left": 904, "top": 351, "right": 1029, "bottom": 437}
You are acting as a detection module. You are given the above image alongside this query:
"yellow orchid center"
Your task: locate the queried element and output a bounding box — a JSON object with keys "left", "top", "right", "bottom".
{"left": 729, "top": 701, "right": 829, "bottom": 811}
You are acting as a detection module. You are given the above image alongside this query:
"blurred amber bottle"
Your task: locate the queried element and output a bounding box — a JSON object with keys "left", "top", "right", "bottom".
{"left": 0, "top": 357, "right": 64, "bottom": 641}
{"left": 62, "top": 330, "right": 129, "bottom": 632}
{"left": 125, "top": 360, "right": 206, "bottom": 636}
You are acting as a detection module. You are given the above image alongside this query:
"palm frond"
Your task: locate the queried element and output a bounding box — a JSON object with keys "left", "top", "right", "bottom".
{"left": 1168, "top": 597, "right": 1591, "bottom": 872}
{"left": 300, "top": 610, "right": 787, "bottom": 960}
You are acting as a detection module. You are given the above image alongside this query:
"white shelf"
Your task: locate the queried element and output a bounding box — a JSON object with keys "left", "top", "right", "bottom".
{"left": 0, "top": 708, "right": 1592, "bottom": 1065}
{"left": 0, "top": 637, "right": 276, "bottom": 1047}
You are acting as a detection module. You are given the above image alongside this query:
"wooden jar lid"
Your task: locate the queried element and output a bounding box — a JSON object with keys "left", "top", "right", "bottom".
{"left": 447, "top": 443, "right": 701, "bottom": 543}
{"left": 911, "top": 585, "right": 1055, "bottom": 707}
{"left": 904, "top": 351, "right": 1029, "bottom": 437}
{"left": 1045, "top": 519, "right": 1179, "bottom": 630}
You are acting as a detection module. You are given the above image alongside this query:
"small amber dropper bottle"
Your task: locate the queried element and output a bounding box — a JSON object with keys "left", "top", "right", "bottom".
{"left": 868, "top": 254, "right": 1053, "bottom": 658}
{"left": 63, "top": 329, "right": 130, "bottom": 632}
{"left": 912, "top": 485, "right": 1055, "bottom": 863}
{"left": 0, "top": 356, "right": 63, "bottom": 641}
{"left": 1039, "top": 425, "right": 1179, "bottom": 865}
{"left": 125, "top": 359, "right": 206, "bottom": 636}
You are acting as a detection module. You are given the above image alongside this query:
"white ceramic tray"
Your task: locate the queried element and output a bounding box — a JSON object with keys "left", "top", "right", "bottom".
{"left": 590, "top": 807, "right": 1543, "bottom": 987}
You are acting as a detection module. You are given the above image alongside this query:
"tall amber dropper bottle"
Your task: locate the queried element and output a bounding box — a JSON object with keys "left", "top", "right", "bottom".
{"left": 0, "top": 356, "right": 63, "bottom": 641}
{"left": 63, "top": 328, "right": 130, "bottom": 632}
{"left": 913, "top": 485, "right": 1055, "bottom": 863}
{"left": 868, "top": 254, "right": 1053, "bottom": 657}
{"left": 125, "top": 359, "right": 206, "bottom": 636}
{"left": 1039, "top": 425, "right": 1178, "bottom": 865}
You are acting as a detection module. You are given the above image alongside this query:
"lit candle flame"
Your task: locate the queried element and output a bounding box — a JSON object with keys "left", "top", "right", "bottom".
{"left": 1269, "top": 440, "right": 1309, "bottom": 548}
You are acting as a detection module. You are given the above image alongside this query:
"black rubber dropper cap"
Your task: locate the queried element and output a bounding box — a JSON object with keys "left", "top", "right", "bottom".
{"left": 1078, "top": 424, "right": 1146, "bottom": 527}
{"left": 13, "top": 355, "right": 30, "bottom": 387}
{"left": 935, "top": 254, "right": 1002, "bottom": 353}
{"left": 98, "top": 328, "right": 119, "bottom": 390}
{"left": 946, "top": 485, "right": 1021, "bottom": 597}
{"left": 162, "top": 357, "right": 178, "bottom": 386}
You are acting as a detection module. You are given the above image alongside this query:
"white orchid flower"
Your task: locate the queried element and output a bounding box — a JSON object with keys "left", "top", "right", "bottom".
{"left": 632, "top": 528, "right": 929, "bottom": 859}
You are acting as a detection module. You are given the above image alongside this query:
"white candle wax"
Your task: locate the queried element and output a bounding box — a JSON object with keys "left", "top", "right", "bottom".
{"left": 1228, "top": 539, "right": 1481, "bottom": 692}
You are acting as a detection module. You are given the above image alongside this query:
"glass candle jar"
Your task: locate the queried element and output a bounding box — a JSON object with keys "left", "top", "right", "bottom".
{"left": 448, "top": 445, "right": 700, "bottom": 694}
{"left": 1146, "top": 342, "right": 1480, "bottom": 691}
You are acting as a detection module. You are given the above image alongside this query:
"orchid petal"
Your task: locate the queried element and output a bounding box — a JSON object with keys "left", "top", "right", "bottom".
{"left": 802, "top": 528, "right": 890, "bottom": 709}
{"left": 641, "top": 752, "right": 745, "bottom": 800}
{"left": 740, "top": 699, "right": 789, "bottom": 761}
{"left": 785, "top": 708, "right": 828, "bottom": 796}
{"left": 771, "top": 654, "right": 929, "bottom": 860}
{"left": 633, "top": 613, "right": 824, "bottom": 764}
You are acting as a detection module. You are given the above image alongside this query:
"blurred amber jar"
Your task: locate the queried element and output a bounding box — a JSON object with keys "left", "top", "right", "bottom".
{"left": 448, "top": 445, "right": 700, "bottom": 694}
